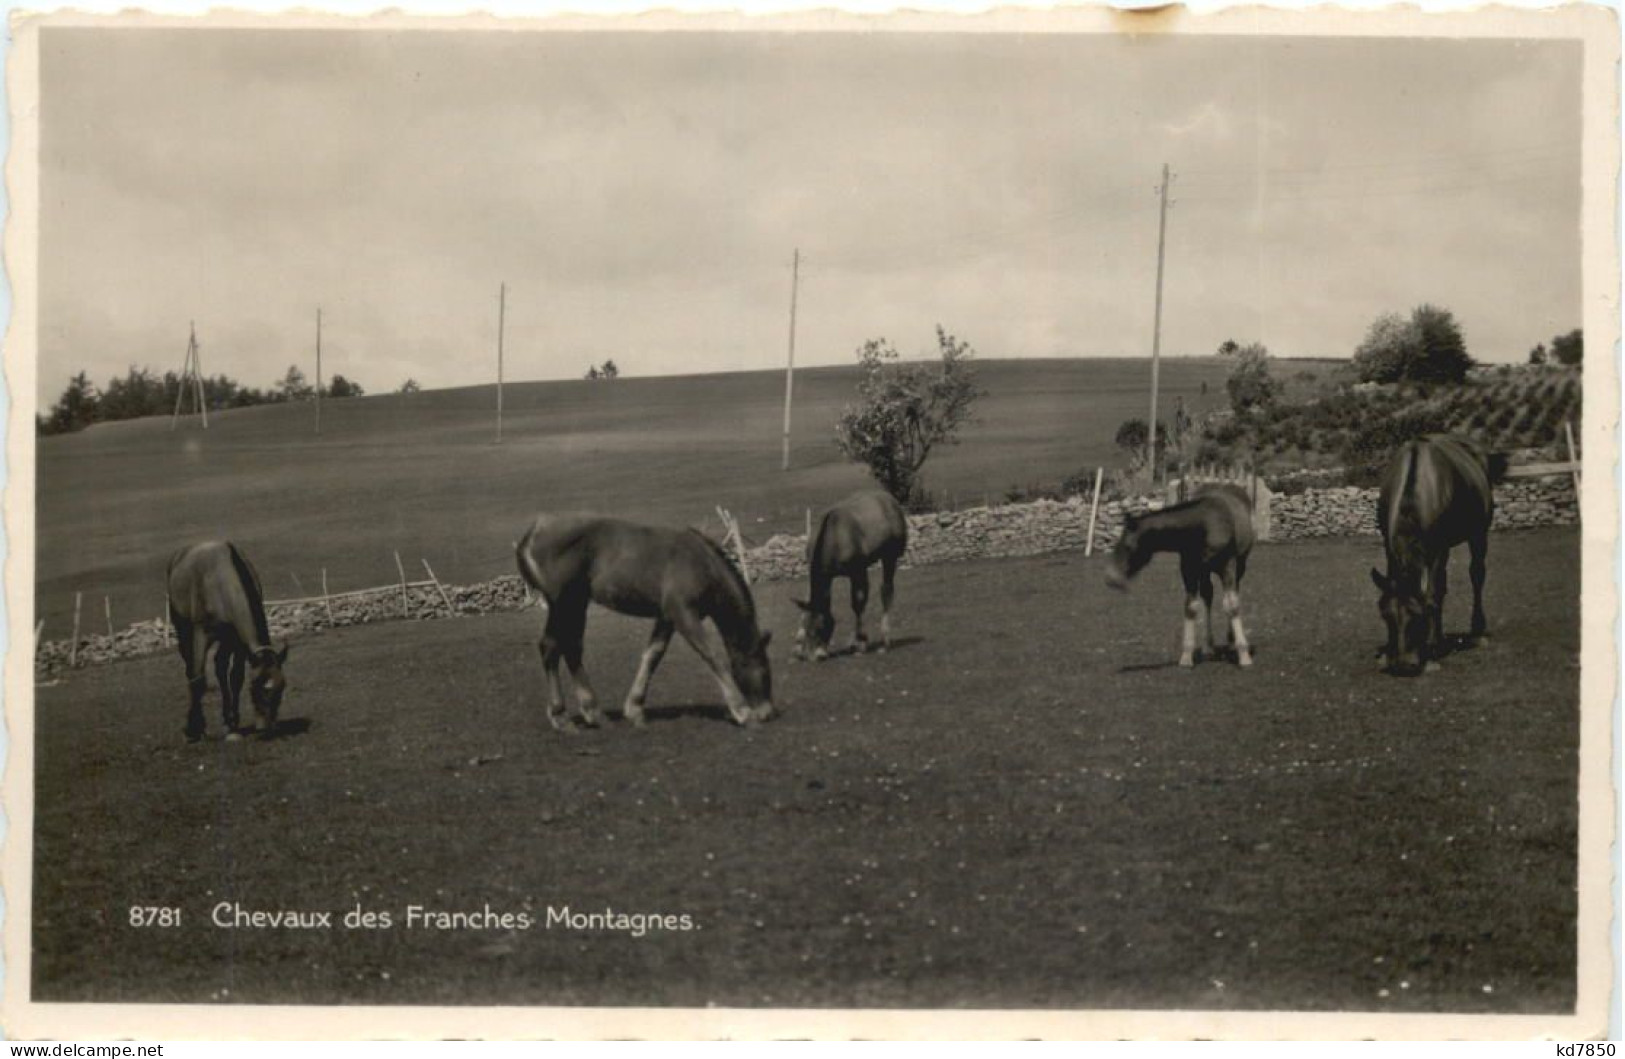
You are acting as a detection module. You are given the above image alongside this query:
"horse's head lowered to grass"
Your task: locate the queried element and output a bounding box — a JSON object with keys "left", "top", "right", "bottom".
{"left": 249, "top": 644, "right": 291, "bottom": 733}
{"left": 1369, "top": 567, "right": 1431, "bottom": 675}
{"left": 729, "top": 630, "right": 775, "bottom": 720}
{"left": 1104, "top": 512, "right": 1157, "bottom": 590}
{"left": 791, "top": 599, "right": 836, "bottom": 660}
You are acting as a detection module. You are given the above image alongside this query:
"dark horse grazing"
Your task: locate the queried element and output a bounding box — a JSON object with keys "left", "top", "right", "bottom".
{"left": 1105, "top": 485, "right": 1256, "bottom": 668}
{"left": 516, "top": 515, "right": 775, "bottom": 730}
{"left": 1370, "top": 434, "right": 1495, "bottom": 675}
{"left": 166, "top": 541, "right": 290, "bottom": 742}
{"left": 793, "top": 490, "right": 909, "bottom": 661}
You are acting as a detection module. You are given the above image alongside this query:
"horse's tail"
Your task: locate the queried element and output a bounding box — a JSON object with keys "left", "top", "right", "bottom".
{"left": 1383, "top": 441, "right": 1433, "bottom": 577}
{"left": 515, "top": 519, "right": 547, "bottom": 591}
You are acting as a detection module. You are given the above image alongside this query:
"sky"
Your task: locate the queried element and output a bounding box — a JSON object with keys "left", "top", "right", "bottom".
{"left": 37, "top": 27, "right": 1583, "bottom": 405}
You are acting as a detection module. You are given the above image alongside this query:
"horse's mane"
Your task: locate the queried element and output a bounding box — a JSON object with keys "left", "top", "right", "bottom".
{"left": 226, "top": 542, "right": 273, "bottom": 649}
{"left": 689, "top": 529, "right": 758, "bottom": 624}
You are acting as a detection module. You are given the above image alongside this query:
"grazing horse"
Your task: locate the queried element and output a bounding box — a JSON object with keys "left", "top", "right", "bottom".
{"left": 166, "top": 541, "right": 290, "bottom": 742}
{"left": 1105, "top": 485, "right": 1256, "bottom": 668}
{"left": 793, "top": 490, "right": 909, "bottom": 661}
{"left": 516, "top": 515, "right": 775, "bottom": 730}
{"left": 1369, "top": 434, "right": 1494, "bottom": 675}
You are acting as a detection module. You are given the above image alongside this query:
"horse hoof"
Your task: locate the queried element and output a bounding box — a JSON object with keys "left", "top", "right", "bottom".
{"left": 1237, "top": 655, "right": 1254, "bottom": 668}
{"left": 1178, "top": 656, "right": 1195, "bottom": 669}
{"left": 225, "top": 731, "right": 244, "bottom": 743}
{"left": 1424, "top": 660, "right": 1442, "bottom": 673}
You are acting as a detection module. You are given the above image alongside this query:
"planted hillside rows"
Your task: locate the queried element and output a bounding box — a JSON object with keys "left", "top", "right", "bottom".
{"left": 35, "top": 478, "right": 1577, "bottom": 677}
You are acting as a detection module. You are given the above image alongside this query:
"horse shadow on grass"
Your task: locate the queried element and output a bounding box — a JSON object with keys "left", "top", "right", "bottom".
{"left": 640, "top": 703, "right": 736, "bottom": 726}
{"left": 266, "top": 717, "right": 314, "bottom": 739}
{"left": 1117, "top": 645, "right": 1262, "bottom": 674}
{"left": 797, "top": 635, "right": 926, "bottom": 662}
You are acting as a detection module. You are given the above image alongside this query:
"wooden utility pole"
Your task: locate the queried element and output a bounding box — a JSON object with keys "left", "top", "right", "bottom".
{"left": 1147, "top": 163, "right": 1172, "bottom": 483}
{"left": 170, "top": 322, "right": 209, "bottom": 430}
{"left": 782, "top": 248, "right": 800, "bottom": 472}
{"left": 315, "top": 307, "right": 323, "bottom": 436}
{"left": 496, "top": 283, "right": 506, "bottom": 444}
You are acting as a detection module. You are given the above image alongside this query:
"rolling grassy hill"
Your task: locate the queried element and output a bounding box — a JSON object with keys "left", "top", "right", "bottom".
{"left": 35, "top": 357, "right": 1232, "bottom": 635}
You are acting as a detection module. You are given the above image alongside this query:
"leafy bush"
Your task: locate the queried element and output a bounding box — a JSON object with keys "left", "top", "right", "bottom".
{"left": 834, "top": 326, "right": 985, "bottom": 504}
{"left": 1341, "top": 408, "right": 1452, "bottom": 486}
{"left": 1353, "top": 305, "right": 1474, "bottom": 384}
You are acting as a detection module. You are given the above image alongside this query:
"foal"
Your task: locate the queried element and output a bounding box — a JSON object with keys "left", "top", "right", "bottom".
{"left": 1105, "top": 485, "right": 1256, "bottom": 668}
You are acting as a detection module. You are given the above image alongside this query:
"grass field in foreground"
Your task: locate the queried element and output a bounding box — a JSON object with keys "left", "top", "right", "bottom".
{"left": 35, "top": 357, "right": 1232, "bottom": 635}
{"left": 33, "top": 528, "right": 1579, "bottom": 1012}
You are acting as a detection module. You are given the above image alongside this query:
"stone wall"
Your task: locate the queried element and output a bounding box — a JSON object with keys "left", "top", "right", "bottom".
{"left": 37, "top": 477, "right": 1577, "bottom": 675}
{"left": 1268, "top": 475, "right": 1577, "bottom": 540}
{"left": 745, "top": 476, "right": 1578, "bottom": 582}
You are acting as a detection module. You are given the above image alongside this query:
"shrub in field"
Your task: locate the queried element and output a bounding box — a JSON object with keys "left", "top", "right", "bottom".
{"left": 1225, "top": 343, "right": 1284, "bottom": 415}
{"left": 1114, "top": 418, "right": 1170, "bottom": 474}
{"left": 834, "top": 326, "right": 985, "bottom": 505}
{"left": 1352, "top": 305, "right": 1474, "bottom": 384}
{"left": 1551, "top": 328, "right": 1582, "bottom": 366}
{"left": 1340, "top": 407, "right": 1451, "bottom": 486}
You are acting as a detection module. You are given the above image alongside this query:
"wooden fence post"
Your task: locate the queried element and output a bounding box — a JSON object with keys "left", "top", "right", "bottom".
{"left": 70, "top": 592, "right": 82, "bottom": 667}
{"left": 422, "top": 559, "right": 456, "bottom": 616}
{"left": 34, "top": 619, "right": 44, "bottom": 655}
{"left": 716, "top": 506, "right": 752, "bottom": 583}
{"left": 394, "top": 551, "right": 409, "bottom": 618}
{"left": 1085, "top": 467, "right": 1104, "bottom": 557}
{"left": 1564, "top": 420, "right": 1581, "bottom": 491}
{"left": 104, "top": 596, "right": 113, "bottom": 639}
{"left": 321, "top": 568, "right": 335, "bottom": 627}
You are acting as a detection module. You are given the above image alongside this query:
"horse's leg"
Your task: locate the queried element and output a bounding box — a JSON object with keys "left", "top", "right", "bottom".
{"left": 214, "top": 645, "right": 242, "bottom": 739}
{"left": 878, "top": 555, "right": 898, "bottom": 652}
{"left": 537, "top": 599, "right": 580, "bottom": 732}
{"left": 849, "top": 569, "right": 871, "bottom": 654}
{"left": 176, "top": 619, "right": 207, "bottom": 742}
{"left": 555, "top": 601, "right": 601, "bottom": 728}
{"left": 621, "top": 619, "right": 674, "bottom": 727}
{"left": 1468, "top": 530, "right": 1489, "bottom": 642}
{"left": 1198, "top": 573, "right": 1216, "bottom": 661}
{"left": 1220, "top": 565, "right": 1254, "bottom": 667}
{"left": 1428, "top": 554, "right": 1449, "bottom": 666}
{"left": 671, "top": 610, "right": 754, "bottom": 726}
{"left": 1178, "top": 558, "right": 1202, "bottom": 668}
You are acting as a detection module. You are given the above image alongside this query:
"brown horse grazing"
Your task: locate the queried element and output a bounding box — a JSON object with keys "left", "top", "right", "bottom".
{"left": 1369, "top": 434, "right": 1494, "bottom": 676}
{"left": 516, "top": 514, "right": 775, "bottom": 730}
{"left": 1105, "top": 485, "right": 1256, "bottom": 668}
{"left": 793, "top": 490, "right": 909, "bottom": 661}
{"left": 166, "top": 541, "right": 290, "bottom": 742}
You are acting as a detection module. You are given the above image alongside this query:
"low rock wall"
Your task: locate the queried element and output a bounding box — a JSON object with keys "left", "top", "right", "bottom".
{"left": 36, "top": 478, "right": 1576, "bottom": 675}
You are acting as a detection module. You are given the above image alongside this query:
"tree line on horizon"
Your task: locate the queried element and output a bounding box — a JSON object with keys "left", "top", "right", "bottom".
{"left": 37, "top": 364, "right": 368, "bottom": 436}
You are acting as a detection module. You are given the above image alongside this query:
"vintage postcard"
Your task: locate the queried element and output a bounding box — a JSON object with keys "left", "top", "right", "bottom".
{"left": 2, "top": 3, "right": 1617, "bottom": 1040}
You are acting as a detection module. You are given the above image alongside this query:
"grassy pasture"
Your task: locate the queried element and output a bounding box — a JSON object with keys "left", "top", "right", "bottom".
{"left": 33, "top": 529, "right": 1579, "bottom": 1012}
{"left": 34, "top": 358, "right": 1231, "bottom": 636}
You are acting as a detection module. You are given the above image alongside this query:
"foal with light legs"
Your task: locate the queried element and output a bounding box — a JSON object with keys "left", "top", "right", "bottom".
{"left": 1105, "top": 485, "right": 1256, "bottom": 668}
{"left": 516, "top": 515, "right": 775, "bottom": 730}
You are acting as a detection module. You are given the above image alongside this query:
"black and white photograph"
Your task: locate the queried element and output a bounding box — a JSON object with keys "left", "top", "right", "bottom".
{"left": 3, "top": 5, "right": 1616, "bottom": 1039}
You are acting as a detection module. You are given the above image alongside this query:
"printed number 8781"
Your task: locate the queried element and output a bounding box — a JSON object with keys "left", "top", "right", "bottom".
{"left": 128, "top": 906, "right": 181, "bottom": 928}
